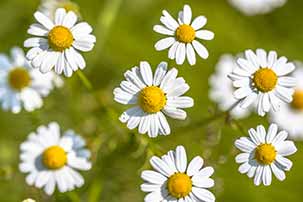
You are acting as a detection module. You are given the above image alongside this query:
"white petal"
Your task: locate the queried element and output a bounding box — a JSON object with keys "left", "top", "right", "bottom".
{"left": 186, "top": 43, "right": 196, "bottom": 66}
{"left": 55, "top": 8, "right": 66, "bottom": 25}
{"left": 34, "top": 11, "right": 54, "bottom": 30}
{"left": 141, "top": 170, "right": 167, "bottom": 184}
{"left": 166, "top": 96, "right": 194, "bottom": 109}
{"left": 275, "top": 155, "right": 292, "bottom": 171}
{"left": 157, "top": 112, "right": 171, "bottom": 135}
{"left": 183, "top": 5, "right": 192, "bottom": 24}
{"left": 175, "top": 145, "right": 187, "bottom": 173}
{"left": 254, "top": 166, "right": 263, "bottom": 186}
{"left": 153, "top": 25, "right": 174, "bottom": 36}
{"left": 235, "top": 153, "right": 249, "bottom": 164}
{"left": 262, "top": 165, "right": 272, "bottom": 186}
{"left": 234, "top": 137, "right": 256, "bottom": 152}
{"left": 192, "top": 40, "right": 209, "bottom": 59}
{"left": 271, "top": 163, "right": 286, "bottom": 181}
{"left": 276, "top": 141, "right": 297, "bottom": 156}
{"left": 192, "top": 187, "right": 215, "bottom": 202}
{"left": 266, "top": 124, "right": 278, "bottom": 144}
{"left": 176, "top": 43, "right": 186, "bottom": 65}
{"left": 150, "top": 156, "right": 174, "bottom": 177}
{"left": 195, "top": 30, "right": 214, "bottom": 40}
{"left": 163, "top": 106, "right": 187, "bottom": 120}
{"left": 140, "top": 61, "right": 153, "bottom": 86}
{"left": 153, "top": 62, "right": 168, "bottom": 86}
{"left": 191, "top": 16, "right": 207, "bottom": 30}
{"left": 62, "top": 11, "right": 78, "bottom": 28}
{"left": 168, "top": 42, "right": 179, "bottom": 60}
{"left": 187, "top": 156, "right": 203, "bottom": 176}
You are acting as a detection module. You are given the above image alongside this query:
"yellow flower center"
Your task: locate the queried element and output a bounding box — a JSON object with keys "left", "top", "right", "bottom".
{"left": 175, "top": 24, "right": 196, "bottom": 43}
{"left": 48, "top": 25, "right": 73, "bottom": 52}
{"left": 139, "top": 86, "right": 166, "bottom": 113}
{"left": 255, "top": 143, "right": 277, "bottom": 165}
{"left": 253, "top": 68, "right": 278, "bottom": 92}
{"left": 8, "top": 67, "right": 31, "bottom": 91}
{"left": 167, "top": 173, "right": 192, "bottom": 199}
{"left": 42, "top": 146, "right": 67, "bottom": 169}
{"left": 291, "top": 90, "right": 303, "bottom": 110}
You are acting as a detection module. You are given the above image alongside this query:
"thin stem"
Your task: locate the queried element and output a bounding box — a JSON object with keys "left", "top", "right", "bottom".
{"left": 76, "top": 71, "right": 93, "bottom": 91}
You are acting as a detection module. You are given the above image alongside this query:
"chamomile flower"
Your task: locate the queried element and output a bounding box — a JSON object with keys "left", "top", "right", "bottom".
{"left": 209, "top": 54, "right": 251, "bottom": 119}
{"left": 228, "top": 0, "right": 287, "bottom": 16}
{"left": 235, "top": 123, "right": 297, "bottom": 186}
{"left": 24, "top": 8, "right": 96, "bottom": 77}
{"left": 0, "top": 47, "right": 62, "bottom": 113}
{"left": 141, "top": 145, "right": 215, "bottom": 202}
{"left": 19, "top": 122, "right": 91, "bottom": 195}
{"left": 270, "top": 67, "right": 303, "bottom": 140}
{"left": 39, "top": 0, "right": 81, "bottom": 19}
{"left": 113, "top": 61, "right": 194, "bottom": 138}
{"left": 229, "top": 49, "right": 296, "bottom": 116}
{"left": 153, "top": 4, "right": 214, "bottom": 66}
{"left": 22, "top": 199, "right": 35, "bottom": 202}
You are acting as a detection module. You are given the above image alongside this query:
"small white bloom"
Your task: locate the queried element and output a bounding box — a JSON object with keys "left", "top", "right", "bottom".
{"left": 0, "top": 47, "right": 62, "bottom": 113}
{"left": 235, "top": 123, "right": 297, "bottom": 186}
{"left": 22, "top": 199, "right": 35, "bottom": 202}
{"left": 39, "top": 0, "right": 81, "bottom": 19}
{"left": 228, "top": 0, "right": 287, "bottom": 16}
{"left": 141, "top": 145, "right": 215, "bottom": 202}
{"left": 229, "top": 49, "right": 296, "bottom": 117}
{"left": 209, "top": 54, "right": 251, "bottom": 119}
{"left": 270, "top": 66, "right": 303, "bottom": 140}
{"left": 113, "top": 61, "right": 194, "bottom": 138}
{"left": 19, "top": 122, "right": 91, "bottom": 195}
{"left": 153, "top": 4, "right": 214, "bottom": 66}
{"left": 24, "top": 8, "right": 96, "bottom": 77}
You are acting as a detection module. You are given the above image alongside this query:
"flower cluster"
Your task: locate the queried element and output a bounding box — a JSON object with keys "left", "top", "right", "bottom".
{"left": 0, "top": 0, "right": 299, "bottom": 201}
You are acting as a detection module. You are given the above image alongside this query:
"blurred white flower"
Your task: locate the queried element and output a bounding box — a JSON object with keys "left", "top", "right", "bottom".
{"left": 24, "top": 8, "right": 96, "bottom": 77}
{"left": 270, "top": 65, "right": 303, "bottom": 140}
{"left": 141, "top": 145, "right": 215, "bottom": 202}
{"left": 0, "top": 47, "right": 62, "bottom": 113}
{"left": 113, "top": 61, "right": 194, "bottom": 138}
{"left": 39, "top": 0, "right": 81, "bottom": 19}
{"left": 235, "top": 123, "right": 297, "bottom": 186}
{"left": 229, "top": 49, "right": 296, "bottom": 116}
{"left": 209, "top": 54, "right": 251, "bottom": 119}
{"left": 22, "top": 199, "right": 35, "bottom": 202}
{"left": 19, "top": 122, "right": 91, "bottom": 195}
{"left": 153, "top": 4, "right": 214, "bottom": 66}
{"left": 228, "top": 0, "right": 287, "bottom": 16}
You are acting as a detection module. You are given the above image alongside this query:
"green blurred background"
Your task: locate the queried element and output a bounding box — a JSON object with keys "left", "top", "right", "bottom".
{"left": 0, "top": 0, "right": 302, "bottom": 201}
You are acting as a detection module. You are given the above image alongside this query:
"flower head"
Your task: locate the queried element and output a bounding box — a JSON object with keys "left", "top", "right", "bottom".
{"left": 229, "top": 49, "right": 296, "bottom": 116}
{"left": 141, "top": 145, "right": 215, "bottom": 202}
{"left": 235, "top": 123, "right": 297, "bottom": 186}
{"left": 19, "top": 122, "right": 91, "bottom": 195}
{"left": 24, "top": 8, "right": 96, "bottom": 77}
{"left": 153, "top": 5, "right": 214, "bottom": 66}
{"left": 113, "top": 61, "right": 194, "bottom": 138}
{"left": 0, "top": 47, "right": 62, "bottom": 113}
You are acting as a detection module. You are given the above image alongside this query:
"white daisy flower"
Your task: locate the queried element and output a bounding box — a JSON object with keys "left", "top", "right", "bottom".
{"left": 113, "top": 61, "right": 194, "bottom": 138}
{"left": 228, "top": 0, "right": 287, "bottom": 16}
{"left": 0, "top": 47, "right": 62, "bottom": 113}
{"left": 153, "top": 4, "right": 214, "bottom": 66}
{"left": 270, "top": 66, "right": 303, "bottom": 140}
{"left": 22, "top": 199, "right": 35, "bottom": 202}
{"left": 141, "top": 145, "right": 215, "bottom": 202}
{"left": 39, "top": 0, "right": 81, "bottom": 19}
{"left": 235, "top": 123, "right": 297, "bottom": 186}
{"left": 24, "top": 8, "right": 96, "bottom": 77}
{"left": 229, "top": 49, "right": 296, "bottom": 117}
{"left": 209, "top": 54, "right": 251, "bottom": 119}
{"left": 19, "top": 122, "right": 91, "bottom": 195}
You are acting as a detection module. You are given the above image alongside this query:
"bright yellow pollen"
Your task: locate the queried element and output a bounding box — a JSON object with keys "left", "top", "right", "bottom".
{"left": 42, "top": 146, "right": 67, "bottom": 169}
{"left": 8, "top": 67, "right": 31, "bottom": 91}
{"left": 139, "top": 86, "right": 166, "bottom": 113}
{"left": 291, "top": 90, "right": 303, "bottom": 110}
{"left": 255, "top": 144, "right": 277, "bottom": 165}
{"left": 175, "top": 24, "right": 196, "bottom": 43}
{"left": 48, "top": 25, "right": 73, "bottom": 52}
{"left": 253, "top": 68, "right": 278, "bottom": 92}
{"left": 167, "top": 173, "right": 192, "bottom": 198}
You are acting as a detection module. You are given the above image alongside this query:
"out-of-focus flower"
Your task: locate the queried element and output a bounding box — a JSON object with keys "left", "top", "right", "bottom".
{"left": 113, "top": 61, "right": 194, "bottom": 138}
{"left": 270, "top": 65, "right": 303, "bottom": 140}
{"left": 153, "top": 4, "right": 214, "bottom": 66}
{"left": 19, "top": 122, "right": 91, "bottom": 195}
{"left": 234, "top": 123, "right": 297, "bottom": 186}
{"left": 141, "top": 145, "right": 215, "bottom": 202}
{"left": 0, "top": 47, "right": 62, "bottom": 113}
{"left": 22, "top": 199, "right": 35, "bottom": 202}
{"left": 39, "top": 0, "right": 81, "bottom": 19}
{"left": 24, "top": 8, "right": 96, "bottom": 77}
{"left": 228, "top": 0, "right": 287, "bottom": 16}
{"left": 229, "top": 49, "right": 296, "bottom": 116}
{"left": 209, "top": 54, "right": 251, "bottom": 119}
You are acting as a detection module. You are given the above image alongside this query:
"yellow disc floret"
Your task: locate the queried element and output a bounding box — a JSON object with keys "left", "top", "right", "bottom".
{"left": 291, "top": 90, "right": 303, "bottom": 110}
{"left": 139, "top": 86, "right": 166, "bottom": 113}
{"left": 175, "top": 24, "right": 196, "bottom": 43}
{"left": 167, "top": 173, "right": 192, "bottom": 198}
{"left": 255, "top": 143, "right": 277, "bottom": 165}
{"left": 8, "top": 67, "right": 31, "bottom": 91}
{"left": 42, "top": 146, "right": 67, "bottom": 169}
{"left": 48, "top": 25, "right": 74, "bottom": 52}
{"left": 253, "top": 68, "right": 278, "bottom": 92}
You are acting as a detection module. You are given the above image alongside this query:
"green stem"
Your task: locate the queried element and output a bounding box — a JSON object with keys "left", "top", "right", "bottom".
{"left": 76, "top": 71, "right": 93, "bottom": 91}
